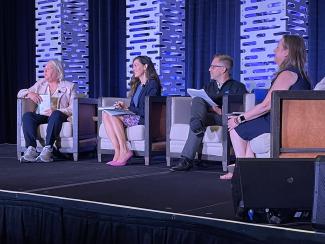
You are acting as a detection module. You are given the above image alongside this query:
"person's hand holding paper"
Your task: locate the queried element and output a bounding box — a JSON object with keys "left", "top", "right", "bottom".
{"left": 210, "top": 105, "right": 222, "bottom": 115}
{"left": 26, "top": 91, "right": 43, "bottom": 104}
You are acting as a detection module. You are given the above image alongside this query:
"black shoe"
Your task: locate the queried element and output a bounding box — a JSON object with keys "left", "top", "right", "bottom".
{"left": 194, "top": 160, "right": 209, "bottom": 169}
{"left": 170, "top": 158, "right": 193, "bottom": 171}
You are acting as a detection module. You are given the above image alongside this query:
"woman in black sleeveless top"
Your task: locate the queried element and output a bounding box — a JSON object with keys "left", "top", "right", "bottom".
{"left": 221, "top": 34, "right": 311, "bottom": 180}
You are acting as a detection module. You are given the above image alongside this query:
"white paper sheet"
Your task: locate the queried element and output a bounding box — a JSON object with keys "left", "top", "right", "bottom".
{"left": 38, "top": 94, "right": 51, "bottom": 115}
{"left": 186, "top": 88, "right": 217, "bottom": 107}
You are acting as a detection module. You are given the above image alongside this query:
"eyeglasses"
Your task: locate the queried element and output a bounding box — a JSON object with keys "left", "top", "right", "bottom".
{"left": 210, "top": 64, "right": 225, "bottom": 69}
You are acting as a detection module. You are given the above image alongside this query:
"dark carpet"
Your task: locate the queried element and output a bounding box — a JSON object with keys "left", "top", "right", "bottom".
{"left": 0, "top": 144, "right": 234, "bottom": 220}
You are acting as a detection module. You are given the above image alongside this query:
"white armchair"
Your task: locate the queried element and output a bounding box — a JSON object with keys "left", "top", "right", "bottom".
{"left": 97, "top": 96, "right": 166, "bottom": 165}
{"left": 17, "top": 97, "right": 97, "bottom": 161}
{"left": 166, "top": 95, "right": 247, "bottom": 171}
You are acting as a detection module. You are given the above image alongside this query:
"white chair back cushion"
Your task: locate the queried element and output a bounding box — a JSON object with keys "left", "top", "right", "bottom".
{"left": 244, "top": 93, "right": 256, "bottom": 111}
{"left": 38, "top": 122, "right": 73, "bottom": 138}
{"left": 170, "top": 124, "right": 190, "bottom": 141}
{"left": 171, "top": 97, "right": 191, "bottom": 124}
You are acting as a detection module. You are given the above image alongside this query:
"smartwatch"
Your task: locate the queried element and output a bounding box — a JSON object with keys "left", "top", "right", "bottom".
{"left": 239, "top": 115, "right": 246, "bottom": 123}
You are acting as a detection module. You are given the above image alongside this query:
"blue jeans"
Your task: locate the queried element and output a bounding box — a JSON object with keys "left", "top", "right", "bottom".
{"left": 22, "top": 110, "right": 68, "bottom": 148}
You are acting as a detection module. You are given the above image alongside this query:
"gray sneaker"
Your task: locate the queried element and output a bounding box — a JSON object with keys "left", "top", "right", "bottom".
{"left": 37, "top": 145, "right": 53, "bottom": 162}
{"left": 21, "top": 146, "right": 38, "bottom": 162}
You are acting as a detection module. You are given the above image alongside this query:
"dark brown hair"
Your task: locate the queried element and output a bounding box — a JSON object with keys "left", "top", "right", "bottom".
{"left": 129, "top": 56, "right": 161, "bottom": 97}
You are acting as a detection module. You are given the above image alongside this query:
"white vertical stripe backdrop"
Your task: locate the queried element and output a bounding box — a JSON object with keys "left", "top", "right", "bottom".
{"left": 35, "top": 0, "right": 89, "bottom": 95}
{"left": 126, "top": 0, "right": 185, "bottom": 95}
{"left": 240, "top": 0, "right": 308, "bottom": 91}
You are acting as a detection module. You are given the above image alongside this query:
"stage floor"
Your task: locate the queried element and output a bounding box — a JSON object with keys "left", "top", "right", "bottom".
{"left": 3, "top": 143, "right": 325, "bottom": 244}
{"left": 0, "top": 144, "right": 234, "bottom": 220}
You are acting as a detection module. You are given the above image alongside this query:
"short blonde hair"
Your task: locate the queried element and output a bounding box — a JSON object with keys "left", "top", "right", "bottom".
{"left": 47, "top": 59, "right": 64, "bottom": 81}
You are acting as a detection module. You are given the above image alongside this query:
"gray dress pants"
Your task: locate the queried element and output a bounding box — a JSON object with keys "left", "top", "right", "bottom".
{"left": 181, "top": 97, "right": 222, "bottom": 160}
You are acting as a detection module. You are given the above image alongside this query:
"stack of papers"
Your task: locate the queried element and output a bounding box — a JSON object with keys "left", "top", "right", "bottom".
{"left": 98, "top": 107, "right": 135, "bottom": 116}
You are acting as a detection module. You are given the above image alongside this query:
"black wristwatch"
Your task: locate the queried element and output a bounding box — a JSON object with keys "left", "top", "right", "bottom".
{"left": 238, "top": 115, "right": 246, "bottom": 123}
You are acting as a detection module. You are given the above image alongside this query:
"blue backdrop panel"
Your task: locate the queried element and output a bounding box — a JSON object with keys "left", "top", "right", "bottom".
{"left": 185, "top": 0, "right": 241, "bottom": 90}
{"left": 308, "top": 0, "right": 325, "bottom": 86}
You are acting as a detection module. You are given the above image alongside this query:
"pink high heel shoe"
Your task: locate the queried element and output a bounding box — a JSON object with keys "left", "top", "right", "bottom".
{"left": 109, "top": 151, "right": 133, "bottom": 166}
{"left": 220, "top": 172, "right": 233, "bottom": 180}
{"left": 106, "top": 160, "right": 117, "bottom": 165}
{"left": 108, "top": 160, "right": 127, "bottom": 166}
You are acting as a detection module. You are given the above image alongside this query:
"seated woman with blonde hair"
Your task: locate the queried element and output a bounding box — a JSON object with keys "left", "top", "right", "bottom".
{"left": 17, "top": 59, "right": 76, "bottom": 163}
{"left": 221, "top": 34, "right": 311, "bottom": 180}
{"left": 103, "top": 56, "right": 161, "bottom": 166}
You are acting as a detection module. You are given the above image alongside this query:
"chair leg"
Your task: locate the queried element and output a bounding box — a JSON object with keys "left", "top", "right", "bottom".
{"left": 145, "top": 156, "right": 149, "bottom": 166}
{"left": 166, "top": 156, "right": 171, "bottom": 167}
{"left": 222, "top": 160, "right": 228, "bottom": 172}
{"left": 73, "top": 153, "right": 78, "bottom": 162}
{"left": 17, "top": 151, "right": 22, "bottom": 161}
